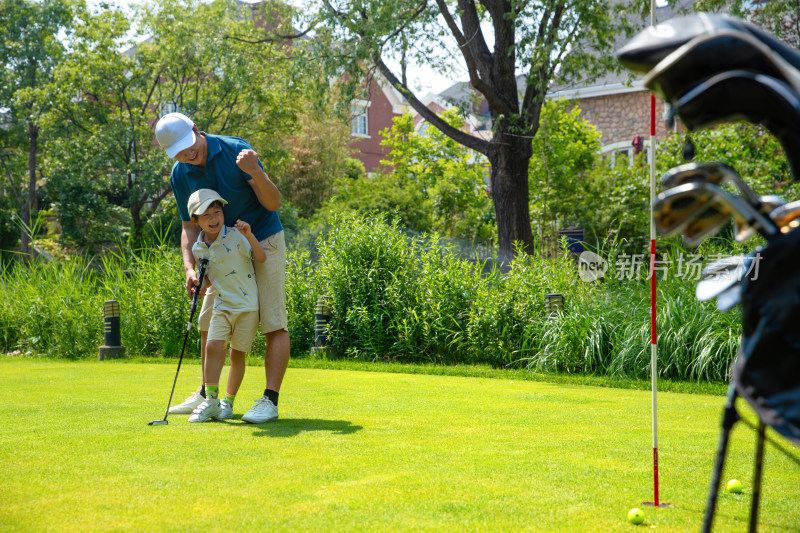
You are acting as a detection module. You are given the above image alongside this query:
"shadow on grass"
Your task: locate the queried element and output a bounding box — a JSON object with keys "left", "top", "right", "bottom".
{"left": 247, "top": 418, "right": 363, "bottom": 438}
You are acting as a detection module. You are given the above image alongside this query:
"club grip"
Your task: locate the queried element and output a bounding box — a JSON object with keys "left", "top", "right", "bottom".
{"left": 190, "top": 259, "right": 209, "bottom": 314}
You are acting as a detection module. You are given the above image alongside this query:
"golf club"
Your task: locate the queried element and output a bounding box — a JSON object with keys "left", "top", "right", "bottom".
{"left": 653, "top": 182, "right": 718, "bottom": 236}
{"left": 662, "top": 162, "right": 761, "bottom": 206}
{"left": 770, "top": 199, "right": 800, "bottom": 234}
{"left": 663, "top": 162, "right": 786, "bottom": 212}
{"left": 654, "top": 182, "right": 778, "bottom": 245}
{"left": 661, "top": 162, "right": 788, "bottom": 241}
{"left": 696, "top": 255, "right": 751, "bottom": 303}
{"left": 681, "top": 200, "right": 734, "bottom": 247}
{"left": 148, "top": 258, "right": 209, "bottom": 426}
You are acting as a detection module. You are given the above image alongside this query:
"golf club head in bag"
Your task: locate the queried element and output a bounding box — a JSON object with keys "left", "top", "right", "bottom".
{"left": 662, "top": 162, "right": 786, "bottom": 241}
{"left": 662, "top": 162, "right": 760, "bottom": 205}
{"left": 618, "top": 12, "right": 800, "bottom": 179}
{"left": 696, "top": 254, "right": 754, "bottom": 312}
{"left": 653, "top": 182, "right": 718, "bottom": 237}
{"left": 642, "top": 27, "right": 800, "bottom": 104}
{"left": 653, "top": 182, "right": 776, "bottom": 246}
{"left": 148, "top": 258, "right": 209, "bottom": 426}
{"left": 680, "top": 200, "right": 734, "bottom": 247}
{"left": 770, "top": 199, "right": 800, "bottom": 234}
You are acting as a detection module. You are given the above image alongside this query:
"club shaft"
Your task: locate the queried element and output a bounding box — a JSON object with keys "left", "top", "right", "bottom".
{"left": 156, "top": 259, "right": 208, "bottom": 422}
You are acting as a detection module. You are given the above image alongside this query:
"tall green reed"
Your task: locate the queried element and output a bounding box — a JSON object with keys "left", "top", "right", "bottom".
{"left": 0, "top": 213, "right": 746, "bottom": 383}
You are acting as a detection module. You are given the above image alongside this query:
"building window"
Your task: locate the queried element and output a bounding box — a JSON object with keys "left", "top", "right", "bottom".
{"left": 351, "top": 101, "right": 369, "bottom": 138}
{"left": 601, "top": 141, "right": 637, "bottom": 167}
{"left": 160, "top": 102, "right": 179, "bottom": 116}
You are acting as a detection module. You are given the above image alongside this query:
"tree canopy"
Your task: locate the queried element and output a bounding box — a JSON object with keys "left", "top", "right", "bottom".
{"left": 299, "top": 0, "right": 637, "bottom": 256}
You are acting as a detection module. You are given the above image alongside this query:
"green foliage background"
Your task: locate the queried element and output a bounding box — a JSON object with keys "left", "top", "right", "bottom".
{"left": 0, "top": 213, "right": 744, "bottom": 383}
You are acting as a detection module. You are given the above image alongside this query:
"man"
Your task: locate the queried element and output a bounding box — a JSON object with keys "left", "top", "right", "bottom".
{"left": 155, "top": 112, "right": 289, "bottom": 423}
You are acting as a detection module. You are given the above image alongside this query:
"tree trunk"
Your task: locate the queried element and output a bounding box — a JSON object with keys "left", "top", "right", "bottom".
{"left": 490, "top": 132, "right": 534, "bottom": 259}
{"left": 131, "top": 199, "right": 144, "bottom": 247}
{"left": 20, "top": 119, "right": 39, "bottom": 257}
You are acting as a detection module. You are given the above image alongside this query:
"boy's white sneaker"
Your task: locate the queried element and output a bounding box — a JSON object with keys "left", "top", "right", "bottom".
{"left": 188, "top": 399, "right": 221, "bottom": 422}
{"left": 216, "top": 399, "right": 233, "bottom": 420}
{"left": 168, "top": 390, "right": 205, "bottom": 414}
{"left": 242, "top": 397, "right": 278, "bottom": 423}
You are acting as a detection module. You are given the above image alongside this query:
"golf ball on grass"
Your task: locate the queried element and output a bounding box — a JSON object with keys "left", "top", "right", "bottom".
{"left": 727, "top": 479, "right": 743, "bottom": 493}
{"left": 627, "top": 508, "right": 645, "bottom": 525}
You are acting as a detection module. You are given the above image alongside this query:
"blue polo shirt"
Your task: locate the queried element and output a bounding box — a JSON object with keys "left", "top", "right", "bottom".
{"left": 170, "top": 133, "right": 282, "bottom": 241}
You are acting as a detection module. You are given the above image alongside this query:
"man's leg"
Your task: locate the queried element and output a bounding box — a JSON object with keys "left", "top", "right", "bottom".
{"left": 243, "top": 231, "right": 289, "bottom": 424}
{"left": 265, "top": 328, "right": 290, "bottom": 392}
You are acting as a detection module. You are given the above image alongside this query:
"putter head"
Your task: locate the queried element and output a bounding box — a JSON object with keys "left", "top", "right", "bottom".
{"left": 148, "top": 420, "right": 168, "bottom": 426}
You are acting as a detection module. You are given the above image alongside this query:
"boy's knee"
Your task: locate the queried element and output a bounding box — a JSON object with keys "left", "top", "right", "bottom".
{"left": 229, "top": 349, "right": 246, "bottom": 362}
{"left": 206, "top": 339, "right": 226, "bottom": 356}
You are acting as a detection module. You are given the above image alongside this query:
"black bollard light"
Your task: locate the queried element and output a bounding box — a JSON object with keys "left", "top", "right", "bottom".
{"left": 544, "top": 293, "right": 565, "bottom": 317}
{"left": 99, "top": 300, "right": 126, "bottom": 360}
{"left": 311, "top": 295, "right": 331, "bottom": 355}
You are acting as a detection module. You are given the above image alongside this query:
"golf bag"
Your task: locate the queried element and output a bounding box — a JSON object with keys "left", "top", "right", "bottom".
{"left": 618, "top": 13, "right": 800, "bottom": 533}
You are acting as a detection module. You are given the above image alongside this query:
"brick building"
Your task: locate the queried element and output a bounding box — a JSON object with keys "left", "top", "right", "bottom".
{"left": 548, "top": 76, "right": 679, "bottom": 163}
{"left": 347, "top": 75, "right": 410, "bottom": 174}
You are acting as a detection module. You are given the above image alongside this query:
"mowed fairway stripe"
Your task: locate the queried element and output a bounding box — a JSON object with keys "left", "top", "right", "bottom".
{"left": 1, "top": 360, "right": 798, "bottom": 532}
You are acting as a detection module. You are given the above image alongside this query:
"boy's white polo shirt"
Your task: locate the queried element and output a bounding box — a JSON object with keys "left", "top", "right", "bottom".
{"left": 191, "top": 226, "right": 258, "bottom": 312}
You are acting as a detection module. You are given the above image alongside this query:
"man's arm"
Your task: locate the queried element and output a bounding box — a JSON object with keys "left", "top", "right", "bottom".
{"left": 181, "top": 221, "right": 202, "bottom": 299}
{"left": 236, "top": 149, "right": 282, "bottom": 211}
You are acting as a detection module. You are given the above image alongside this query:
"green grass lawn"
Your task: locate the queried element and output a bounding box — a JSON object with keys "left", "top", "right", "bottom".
{"left": 2, "top": 359, "right": 798, "bottom": 532}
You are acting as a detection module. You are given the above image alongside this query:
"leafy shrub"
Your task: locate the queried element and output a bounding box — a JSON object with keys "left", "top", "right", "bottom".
{"left": 0, "top": 213, "right": 743, "bottom": 382}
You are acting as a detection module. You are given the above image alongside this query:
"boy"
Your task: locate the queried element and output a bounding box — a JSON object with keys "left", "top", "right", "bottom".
{"left": 186, "top": 188, "right": 266, "bottom": 422}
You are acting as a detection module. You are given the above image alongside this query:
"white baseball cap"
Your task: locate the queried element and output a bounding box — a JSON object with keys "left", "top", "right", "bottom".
{"left": 187, "top": 188, "right": 228, "bottom": 218}
{"left": 155, "top": 112, "right": 196, "bottom": 158}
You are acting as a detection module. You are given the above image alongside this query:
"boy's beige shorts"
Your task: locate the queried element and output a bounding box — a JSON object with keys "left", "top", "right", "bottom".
{"left": 207, "top": 310, "right": 259, "bottom": 353}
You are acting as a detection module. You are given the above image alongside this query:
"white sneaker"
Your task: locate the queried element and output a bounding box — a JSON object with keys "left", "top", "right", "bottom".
{"left": 188, "top": 399, "right": 222, "bottom": 422}
{"left": 216, "top": 399, "right": 233, "bottom": 420}
{"left": 242, "top": 397, "right": 278, "bottom": 423}
{"left": 168, "top": 390, "right": 205, "bottom": 415}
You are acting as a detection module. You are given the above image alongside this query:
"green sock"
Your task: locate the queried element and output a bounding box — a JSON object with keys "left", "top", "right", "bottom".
{"left": 223, "top": 393, "right": 235, "bottom": 407}
{"left": 205, "top": 383, "right": 219, "bottom": 400}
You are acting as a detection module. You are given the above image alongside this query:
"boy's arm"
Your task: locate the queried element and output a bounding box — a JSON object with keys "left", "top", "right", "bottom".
{"left": 245, "top": 231, "right": 266, "bottom": 263}
{"left": 235, "top": 219, "right": 266, "bottom": 263}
